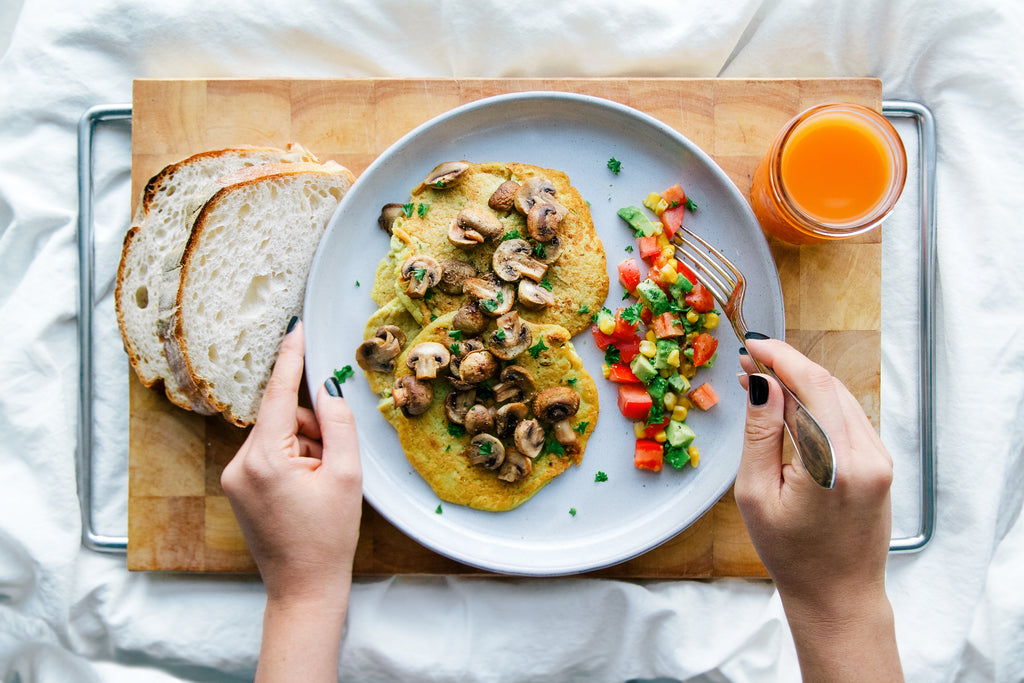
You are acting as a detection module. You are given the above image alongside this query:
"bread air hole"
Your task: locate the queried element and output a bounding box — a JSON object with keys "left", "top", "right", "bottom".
{"left": 134, "top": 286, "right": 149, "bottom": 309}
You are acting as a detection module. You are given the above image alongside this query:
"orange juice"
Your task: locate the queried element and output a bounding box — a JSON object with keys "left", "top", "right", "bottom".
{"left": 750, "top": 103, "right": 906, "bottom": 245}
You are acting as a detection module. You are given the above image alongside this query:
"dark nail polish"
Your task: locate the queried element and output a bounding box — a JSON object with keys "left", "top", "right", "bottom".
{"left": 738, "top": 347, "right": 748, "bottom": 355}
{"left": 748, "top": 374, "right": 769, "bottom": 406}
{"left": 325, "top": 376, "right": 343, "bottom": 397}
{"left": 286, "top": 316, "right": 299, "bottom": 333}
{"left": 744, "top": 331, "right": 770, "bottom": 340}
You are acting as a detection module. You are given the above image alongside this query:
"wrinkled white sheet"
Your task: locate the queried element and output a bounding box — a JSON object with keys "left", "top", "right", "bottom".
{"left": 1, "top": 0, "right": 1023, "bottom": 680}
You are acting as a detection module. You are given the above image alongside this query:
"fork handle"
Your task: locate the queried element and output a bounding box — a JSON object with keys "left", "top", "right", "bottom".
{"left": 753, "top": 361, "right": 838, "bottom": 489}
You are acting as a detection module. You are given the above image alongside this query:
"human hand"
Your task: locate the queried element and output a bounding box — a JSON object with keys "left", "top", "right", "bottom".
{"left": 221, "top": 319, "right": 362, "bottom": 681}
{"left": 734, "top": 338, "right": 902, "bottom": 681}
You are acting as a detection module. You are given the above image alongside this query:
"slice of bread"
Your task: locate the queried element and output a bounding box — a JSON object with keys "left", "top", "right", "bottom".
{"left": 165, "top": 161, "right": 356, "bottom": 427}
{"left": 116, "top": 145, "right": 317, "bottom": 412}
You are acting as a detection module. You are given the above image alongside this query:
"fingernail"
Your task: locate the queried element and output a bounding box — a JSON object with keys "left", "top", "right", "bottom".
{"left": 286, "top": 316, "right": 299, "bottom": 333}
{"left": 325, "top": 376, "right": 343, "bottom": 397}
{"left": 748, "top": 374, "right": 769, "bottom": 406}
{"left": 744, "top": 331, "right": 770, "bottom": 340}
{"left": 738, "top": 346, "right": 748, "bottom": 355}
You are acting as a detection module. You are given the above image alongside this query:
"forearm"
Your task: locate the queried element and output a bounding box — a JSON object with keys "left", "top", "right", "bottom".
{"left": 781, "top": 588, "right": 903, "bottom": 683}
{"left": 256, "top": 594, "right": 349, "bottom": 683}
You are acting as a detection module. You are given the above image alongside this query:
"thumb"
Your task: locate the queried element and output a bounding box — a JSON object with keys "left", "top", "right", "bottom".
{"left": 315, "top": 377, "right": 363, "bottom": 485}
{"left": 735, "top": 374, "right": 786, "bottom": 499}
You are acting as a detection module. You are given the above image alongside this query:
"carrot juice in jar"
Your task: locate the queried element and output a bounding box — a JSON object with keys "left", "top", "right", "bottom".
{"left": 750, "top": 103, "right": 907, "bottom": 245}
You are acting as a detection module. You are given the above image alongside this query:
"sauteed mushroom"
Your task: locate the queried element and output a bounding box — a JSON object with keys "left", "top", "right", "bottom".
{"left": 458, "top": 349, "right": 499, "bottom": 384}
{"left": 467, "top": 434, "right": 505, "bottom": 470}
{"left": 437, "top": 260, "right": 477, "bottom": 295}
{"left": 464, "top": 404, "right": 496, "bottom": 435}
{"left": 463, "top": 274, "right": 515, "bottom": 317}
{"left": 493, "top": 365, "right": 536, "bottom": 403}
{"left": 401, "top": 254, "right": 442, "bottom": 298}
{"left": 495, "top": 402, "right": 529, "bottom": 440}
{"left": 444, "top": 389, "right": 476, "bottom": 425}
{"left": 448, "top": 207, "right": 504, "bottom": 249}
{"left": 488, "top": 180, "right": 520, "bottom": 211}
{"left": 526, "top": 202, "right": 563, "bottom": 242}
{"left": 497, "top": 449, "right": 532, "bottom": 483}
{"left": 416, "top": 160, "right": 470, "bottom": 192}
{"left": 514, "top": 419, "right": 545, "bottom": 459}
{"left": 518, "top": 279, "right": 555, "bottom": 310}
{"left": 513, "top": 177, "right": 558, "bottom": 215}
{"left": 488, "top": 311, "right": 532, "bottom": 360}
{"left": 378, "top": 203, "right": 405, "bottom": 236}
{"left": 355, "top": 325, "right": 406, "bottom": 373}
{"left": 492, "top": 239, "right": 548, "bottom": 282}
{"left": 392, "top": 375, "right": 433, "bottom": 417}
{"left": 533, "top": 386, "right": 581, "bottom": 446}
{"left": 405, "top": 341, "right": 450, "bottom": 380}
{"left": 452, "top": 302, "right": 488, "bottom": 334}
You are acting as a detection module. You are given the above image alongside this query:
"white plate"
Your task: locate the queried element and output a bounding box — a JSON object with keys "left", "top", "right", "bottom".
{"left": 304, "top": 92, "right": 783, "bottom": 576}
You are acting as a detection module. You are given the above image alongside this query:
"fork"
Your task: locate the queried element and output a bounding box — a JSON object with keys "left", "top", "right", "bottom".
{"left": 672, "top": 227, "right": 837, "bottom": 489}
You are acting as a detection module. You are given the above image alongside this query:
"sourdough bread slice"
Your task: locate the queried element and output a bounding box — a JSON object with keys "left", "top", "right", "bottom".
{"left": 166, "top": 161, "right": 355, "bottom": 427}
{"left": 115, "top": 145, "right": 317, "bottom": 412}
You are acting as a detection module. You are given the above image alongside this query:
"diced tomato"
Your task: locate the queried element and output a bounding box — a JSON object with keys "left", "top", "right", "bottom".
{"left": 634, "top": 439, "right": 664, "bottom": 472}
{"left": 660, "top": 204, "right": 686, "bottom": 239}
{"left": 617, "top": 384, "right": 653, "bottom": 420}
{"left": 591, "top": 325, "right": 616, "bottom": 350}
{"left": 651, "top": 312, "right": 685, "bottom": 339}
{"left": 688, "top": 382, "right": 720, "bottom": 411}
{"left": 640, "top": 306, "right": 653, "bottom": 325}
{"left": 691, "top": 332, "right": 719, "bottom": 366}
{"left": 675, "top": 261, "right": 698, "bottom": 286}
{"left": 685, "top": 283, "right": 715, "bottom": 313}
{"left": 607, "top": 362, "right": 641, "bottom": 384}
{"left": 617, "top": 258, "right": 642, "bottom": 292}
{"left": 637, "top": 235, "right": 660, "bottom": 260}
{"left": 662, "top": 183, "right": 688, "bottom": 206}
{"left": 614, "top": 336, "right": 642, "bottom": 363}
{"left": 612, "top": 312, "right": 639, "bottom": 341}
{"left": 642, "top": 415, "right": 671, "bottom": 439}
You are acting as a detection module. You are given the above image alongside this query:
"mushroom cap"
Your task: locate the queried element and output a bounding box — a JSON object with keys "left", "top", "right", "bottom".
{"left": 493, "top": 365, "right": 537, "bottom": 403}
{"left": 401, "top": 254, "right": 442, "bottom": 298}
{"left": 355, "top": 324, "right": 406, "bottom": 372}
{"left": 488, "top": 310, "right": 533, "bottom": 360}
{"left": 532, "top": 234, "right": 563, "bottom": 264}
{"left": 514, "top": 418, "right": 546, "bottom": 459}
{"left": 488, "top": 180, "right": 520, "bottom": 212}
{"left": 467, "top": 433, "right": 505, "bottom": 470}
{"left": 497, "top": 449, "right": 533, "bottom": 483}
{"left": 405, "top": 341, "right": 451, "bottom": 379}
{"left": 452, "top": 302, "right": 488, "bottom": 334}
{"left": 513, "top": 177, "right": 558, "bottom": 215}
{"left": 378, "top": 203, "right": 405, "bottom": 236}
{"left": 491, "top": 238, "right": 548, "bottom": 283}
{"left": 526, "top": 202, "right": 563, "bottom": 242}
{"left": 457, "top": 349, "right": 499, "bottom": 384}
{"left": 392, "top": 375, "right": 434, "bottom": 417}
{"left": 444, "top": 389, "right": 476, "bottom": 425}
{"left": 463, "top": 274, "right": 515, "bottom": 317}
{"left": 517, "top": 279, "right": 555, "bottom": 310}
{"left": 417, "top": 160, "right": 470, "bottom": 192}
{"left": 437, "top": 259, "right": 478, "bottom": 295}
{"left": 464, "top": 404, "right": 496, "bottom": 435}
{"left": 495, "top": 401, "right": 529, "bottom": 440}
{"left": 448, "top": 207, "right": 503, "bottom": 249}
{"left": 532, "top": 386, "right": 581, "bottom": 423}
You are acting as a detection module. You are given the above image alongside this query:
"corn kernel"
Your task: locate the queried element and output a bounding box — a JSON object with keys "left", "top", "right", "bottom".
{"left": 667, "top": 349, "right": 680, "bottom": 367}
{"left": 688, "top": 445, "right": 700, "bottom": 467}
{"left": 645, "top": 330, "right": 657, "bottom": 342}
{"left": 599, "top": 317, "right": 616, "bottom": 335}
{"left": 663, "top": 392, "right": 677, "bottom": 410}
{"left": 639, "top": 340, "right": 657, "bottom": 357}
{"left": 633, "top": 421, "right": 647, "bottom": 438}
{"left": 656, "top": 232, "right": 671, "bottom": 248}
{"left": 704, "top": 312, "right": 720, "bottom": 329}
{"left": 685, "top": 310, "right": 700, "bottom": 324}
{"left": 655, "top": 197, "right": 669, "bottom": 215}
{"left": 660, "top": 263, "right": 678, "bottom": 284}
{"left": 686, "top": 331, "right": 698, "bottom": 343}
{"left": 660, "top": 246, "right": 675, "bottom": 261}
{"left": 654, "top": 429, "right": 668, "bottom": 444}
{"left": 682, "top": 364, "right": 696, "bottom": 379}
{"left": 672, "top": 405, "right": 689, "bottom": 421}
{"left": 660, "top": 367, "right": 673, "bottom": 377}
{"left": 602, "top": 363, "right": 611, "bottom": 378}
{"left": 643, "top": 192, "right": 663, "bottom": 212}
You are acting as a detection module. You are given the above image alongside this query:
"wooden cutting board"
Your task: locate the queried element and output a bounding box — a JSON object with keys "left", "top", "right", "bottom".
{"left": 127, "top": 78, "right": 882, "bottom": 577}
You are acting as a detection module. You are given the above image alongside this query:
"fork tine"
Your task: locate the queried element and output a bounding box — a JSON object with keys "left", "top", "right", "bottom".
{"left": 678, "top": 226, "right": 743, "bottom": 285}
{"left": 673, "top": 238, "right": 731, "bottom": 302}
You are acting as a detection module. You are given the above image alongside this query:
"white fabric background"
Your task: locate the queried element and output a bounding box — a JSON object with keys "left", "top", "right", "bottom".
{"left": 1, "top": 0, "right": 1022, "bottom": 680}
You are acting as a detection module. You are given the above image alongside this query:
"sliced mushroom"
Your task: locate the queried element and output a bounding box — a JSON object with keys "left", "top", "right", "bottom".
{"left": 488, "top": 180, "right": 520, "bottom": 211}
{"left": 526, "top": 202, "right": 564, "bottom": 242}
{"left": 497, "top": 449, "right": 532, "bottom": 483}
{"left": 458, "top": 349, "right": 499, "bottom": 384}
{"left": 400, "top": 254, "right": 442, "bottom": 298}
{"left": 463, "top": 274, "right": 515, "bottom": 317}
{"left": 452, "top": 302, "right": 488, "bottom": 334}
{"left": 447, "top": 340, "right": 487, "bottom": 390}
{"left": 448, "top": 207, "right": 503, "bottom": 249}
{"left": 467, "top": 433, "right": 505, "bottom": 470}
{"left": 518, "top": 279, "right": 555, "bottom": 310}
{"left": 444, "top": 389, "right": 476, "bottom": 425}
{"left": 355, "top": 325, "right": 406, "bottom": 372}
{"left": 513, "top": 177, "right": 558, "bottom": 215}
{"left": 533, "top": 386, "right": 581, "bottom": 446}
{"left": 437, "top": 260, "right": 478, "bottom": 295}
{"left": 378, "top": 203, "right": 405, "bottom": 236}
{"left": 532, "top": 234, "right": 563, "bottom": 264}
{"left": 514, "top": 419, "right": 546, "bottom": 459}
{"left": 464, "top": 404, "right": 496, "bottom": 435}
{"left": 405, "top": 341, "right": 451, "bottom": 380}
{"left": 492, "top": 239, "right": 548, "bottom": 282}
{"left": 392, "top": 375, "right": 433, "bottom": 417}
{"left": 492, "top": 365, "right": 537, "bottom": 403}
{"left": 495, "top": 402, "right": 529, "bottom": 440}
{"left": 488, "top": 311, "right": 533, "bottom": 360}
{"left": 416, "top": 160, "right": 469, "bottom": 192}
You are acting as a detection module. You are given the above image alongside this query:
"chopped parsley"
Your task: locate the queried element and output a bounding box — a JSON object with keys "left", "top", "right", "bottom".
{"left": 539, "top": 278, "right": 553, "bottom": 292}
{"left": 494, "top": 329, "right": 507, "bottom": 341}
{"left": 546, "top": 436, "right": 565, "bottom": 456}
{"left": 607, "top": 157, "right": 622, "bottom": 175}
{"left": 603, "top": 344, "right": 621, "bottom": 365}
{"left": 569, "top": 507, "right": 577, "bottom": 517}
{"left": 625, "top": 245, "right": 634, "bottom": 253}
{"left": 449, "top": 343, "right": 461, "bottom": 355}
{"left": 528, "top": 336, "right": 549, "bottom": 358}
{"left": 479, "top": 440, "right": 493, "bottom": 455}
{"left": 417, "top": 203, "right": 431, "bottom": 217}
{"left": 435, "top": 504, "right": 443, "bottom": 514}
{"left": 501, "top": 229, "right": 521, "bottom": 241}
{"left": 686, "top": 197, "right": 698, "bottom": 212}
{"left": 577, "top": 304, "right": 590, "bottom": 315}
{"left": 333, "top": 366, "right": 354, "bottom": 383}
{"left": 402, "top": 202, "right": 415, "bottom": 218}
{"left": 574, "top": 421, "right": 589, "bottom": 435}
{"left": 567, "top": 377, "right": 578, "bottom": 386}
{"left": 480, "top": 298, "right": 499, "bottom": 313}
{"left": 669, "top": 200, "right": 680, "bottom": 208}
{"left": 355, "top": 280, "right": 360, "bottom": 287}
{"left": 647, "top": 403, "right": 665, "bottom": 425}
{"left": 620, "top": 302, "right": 643, "bottom": 325}
{"left": 412, "top": 267, "right": 427, "bottom": 281}
{"left": 447, "top": 423, "right": 466, "bottom": 437}
{"left": 534, "top": 242, "right": 547, "bottom": 258}
{"left": 448, "top": 329, "right": 462, "bottom": 341}
{"left": 622, "top": 288, "right": 631, "bottom": 300}
{"left": 595, "top": 471, "right": 608, "bottom": 482}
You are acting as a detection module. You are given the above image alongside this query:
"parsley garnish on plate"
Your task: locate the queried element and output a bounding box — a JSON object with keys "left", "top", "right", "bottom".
{"left": 595, "top": 471, "right": 608, "bottom": 482}
{"left": 501, "top": 229, "right": 521, "bottom": 241}
{"left": 569, "top": 507, "right": 577, "bottom": 517}
{"left": 413, "top": 267, "right": 427, "bottom": 281}
{"left": 686, "top": 197, "right": 698, "bottom": 212}
{"left": 435, "top": 504, "right": 443, "bottom": 514}
{"left": 539, "top": 278, "right": 553, "bottom": 292}
{"left": 333, "top": 366, "right": 354, "bottom": 383}
{"left": 607, "top": 157, "right": 622, "bottom": 175}
{"left": 620, "top": 302, "right": 643, "bottom": 325}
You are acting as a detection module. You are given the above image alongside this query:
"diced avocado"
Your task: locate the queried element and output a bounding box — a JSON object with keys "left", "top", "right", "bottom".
{"left": 617, "top": 206, "right": 662, "bottom": 237}
{"left": 647, "top": 375, "right": 670, "bottom": 405}
{"left": 667, "top": 373, "right": 691, "bottom": 395}
{"left": 666, "top": 420, "right": 696, "bottom": 448}
{"left": 636, "top": 280, "right": 671, "bottom": 315}
{"left": 668, "top": 275, "right": 694, "bottom": 306}
{"left": 664, "top": 444, "right": 691, "bottom": 470}
{"left": 653, "top": 339, "right": 677, "bottom": 371}
{"left": 629, "top": 354, "right": 659, "bottom": 384}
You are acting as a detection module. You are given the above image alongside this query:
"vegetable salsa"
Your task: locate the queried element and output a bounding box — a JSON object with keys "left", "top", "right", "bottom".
{"left": 592, "top": 184, "right": 720, "bottom": 473}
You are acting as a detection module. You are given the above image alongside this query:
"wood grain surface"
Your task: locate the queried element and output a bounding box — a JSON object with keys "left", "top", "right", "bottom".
{"left": 128, "top": 78, "right": 882, "bottom": 577}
